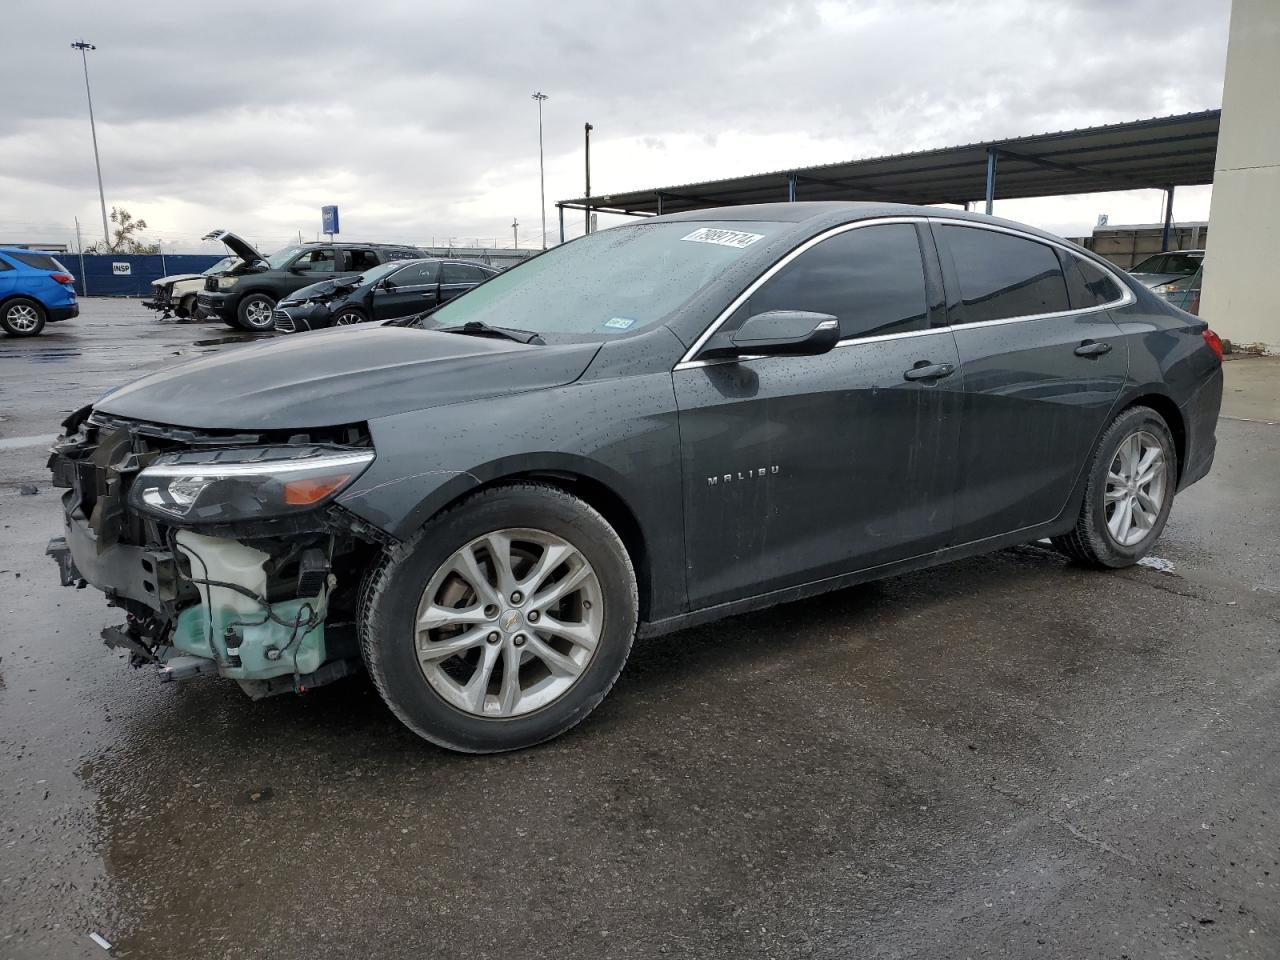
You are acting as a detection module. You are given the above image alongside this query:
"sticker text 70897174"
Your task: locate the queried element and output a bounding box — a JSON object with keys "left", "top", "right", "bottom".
{"left": 680, "top": 228, "right": 764, "bottom": 249}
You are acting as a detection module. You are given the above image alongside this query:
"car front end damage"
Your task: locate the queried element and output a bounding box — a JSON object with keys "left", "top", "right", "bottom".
{"left": 46, "top": 407, "right": 391, "bottom": 698}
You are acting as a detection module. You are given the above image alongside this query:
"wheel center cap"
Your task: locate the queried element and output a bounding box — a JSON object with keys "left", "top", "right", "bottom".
{"left": 499, "top": 609, "right": 523, "bottom": 632}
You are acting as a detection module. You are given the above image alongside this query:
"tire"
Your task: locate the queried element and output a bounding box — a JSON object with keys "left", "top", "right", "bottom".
{"left": 1052, "top": 405, "right": 1178, "bottom": 568}
{"left": 332, "top": 307, "right": 367, "bottom": 326}
{"left": 360, "top": 482, "right": 638, "bottom": 752}
{"left": 1, "top": 297, "right": 47, "bottom": 337}
{"left": 235, "top": 292, "right": 276, "bottom": 331}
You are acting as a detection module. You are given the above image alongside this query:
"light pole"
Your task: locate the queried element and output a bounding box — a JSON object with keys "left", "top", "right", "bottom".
{"left": 531, "top": 92, "right": 548, "bottom": 249}
{"left": 584, "top": 122, "right": 593, "bottom": 235}
{"left": 71, "top": 40, "right": 110, "bottom": 246}
{"left": 511, "top": 218, "right": 519, "bottom": 249}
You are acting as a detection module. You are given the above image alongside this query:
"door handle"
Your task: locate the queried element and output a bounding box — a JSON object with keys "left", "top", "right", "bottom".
{"left": 903, "top": 361, "right": 955, "bottom": 382}
{"left": 1074, "top": 340, "right": 1113, "bottom": 358}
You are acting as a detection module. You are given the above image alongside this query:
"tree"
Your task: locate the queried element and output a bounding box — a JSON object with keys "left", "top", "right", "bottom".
{"left": 85, "top": 207, "right": 160, "bottom": 254}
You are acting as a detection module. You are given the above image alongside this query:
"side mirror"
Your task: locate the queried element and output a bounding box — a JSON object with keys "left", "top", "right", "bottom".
{"left": 700, "top": 310, "right": 840, "bottom": 360}
{"left": 378, "top": 277, "right": 396, "bottom": 290}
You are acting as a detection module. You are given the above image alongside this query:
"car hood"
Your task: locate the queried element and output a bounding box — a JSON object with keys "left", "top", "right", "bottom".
{"left": 202, "top": 229, "right": 266, "bottom": 265}
{"left": 93, "top": 326, "right": 601, "bottom": 430}
{"left": 152, "top": 273, "right": 205, "bottom": 287}
{"left": 283, "top": 276, "right": 362, "bottom": 303}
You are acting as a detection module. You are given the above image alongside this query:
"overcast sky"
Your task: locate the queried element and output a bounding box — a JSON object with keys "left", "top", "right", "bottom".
{"left": 0, "top": 0, "right": 1229, "bottom": 254}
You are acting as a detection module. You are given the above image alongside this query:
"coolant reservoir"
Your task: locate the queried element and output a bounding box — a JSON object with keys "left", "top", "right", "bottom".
{"left": 174, "top": 531, "right": 270, "bottom": 658}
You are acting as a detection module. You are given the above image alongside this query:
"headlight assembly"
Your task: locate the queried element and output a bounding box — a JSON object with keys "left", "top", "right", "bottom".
{"left": 217, "top": 275, "right": 240, "bottom": 290}
{"left": 129, "top": 446, "right": 374, "bottom": 523}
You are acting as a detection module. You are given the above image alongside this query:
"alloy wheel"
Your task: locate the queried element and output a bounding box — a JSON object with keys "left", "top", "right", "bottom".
{"left": 6, "top": 303, "right": 40, "bottom": 332}
{"left": 415, "top": 528, "right": 604, "bottom": 718}
{"left": 1104, "top": 430, "right": 1167, "bottom": 547}
{"left": 243, "top": 299, "right": 273, "bottom": 329}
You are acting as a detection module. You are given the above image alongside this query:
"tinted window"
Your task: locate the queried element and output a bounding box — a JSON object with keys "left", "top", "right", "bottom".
{"left": 742, "top": 224, "right": 927, "bottom": 340}
{"left": 347, "top": 249, "right": 379, "bottom": 271}
{"left": 0, "top": 257, "right": 13, "bottom": 272}
{"left": 943, "top": 226, "right": 1069, "bottom": 323}
{"left": 1063, "top": 254, "right": 1123, "bottom": 309}
{"left": 442, "top": 263, "right": 486, "bottom": 284}
{"left": 9, "top": 251, "right": 65, "bottom": 271}
{"left": 389, "top": 262, "right": 440, "bottom": 286}
{"left": 292, "top": 249, "right": 336, "bottom": 273}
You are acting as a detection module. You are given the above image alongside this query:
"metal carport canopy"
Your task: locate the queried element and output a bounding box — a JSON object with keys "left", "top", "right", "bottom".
{"left": 557, "top": 109, "right": 1220, "bottom": 218}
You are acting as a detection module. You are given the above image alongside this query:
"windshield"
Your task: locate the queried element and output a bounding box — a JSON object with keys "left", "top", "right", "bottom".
{"left": 265, "top": 246, "right": 303, "bottom": 269}
{"left": 1133, "top": 252, "right": 1203, "bottom": 275}
{"left": 202, "top": 257, "right": 236, "bottom": 276}
{"left": 355, "top": 260, "right": 408, "bottom": 285}
{"left": 421, "top": 221, "right": 784, "bottom": 340}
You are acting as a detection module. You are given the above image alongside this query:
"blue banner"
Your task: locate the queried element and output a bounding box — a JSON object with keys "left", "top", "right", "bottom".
{"left": 70, "top": 254, "right": 225, "bottom": 297}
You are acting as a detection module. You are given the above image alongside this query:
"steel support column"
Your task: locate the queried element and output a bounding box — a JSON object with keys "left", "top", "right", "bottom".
{"left": 1160, "top": 186, "right": 1176, "bottom": 252}
{"left": 557, "top": 203, "right": 565, "bottom": 244}
{"left": 787, "top": 172, "right": 798, "bottom": 202}
{"left": 984, "top": 148, "right": 998, "bottom": 215}
{"left": 656, "top": 193, "right": 664, "bottom": 216}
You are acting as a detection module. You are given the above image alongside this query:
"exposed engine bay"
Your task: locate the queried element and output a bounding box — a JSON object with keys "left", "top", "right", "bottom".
{"left": 46, "top": 406, "right": 388, "bottom": 698}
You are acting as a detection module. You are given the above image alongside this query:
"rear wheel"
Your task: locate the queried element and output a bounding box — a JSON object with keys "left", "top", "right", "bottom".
{"left": 360, "top": 483, "right": 638, "bottom": 752}
{"left": 1, "top": 297, "right": 46, "bottom": 337}
{"left": 1052, "top": 405, "right": 1177, "bottom": 568}
{"left": 236, "top": 293, "right": 276, "bottom": 331}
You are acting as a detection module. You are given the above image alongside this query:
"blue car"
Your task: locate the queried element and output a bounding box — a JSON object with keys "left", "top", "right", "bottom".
{"left": 0, "top": 247, "right": 79, "bottom": 337}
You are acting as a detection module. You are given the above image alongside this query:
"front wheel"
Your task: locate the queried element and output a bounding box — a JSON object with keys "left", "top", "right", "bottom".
{"left": 236, "top": 293, "right": 276, "bottom": 331}
{"left": 1052, "top": 405, "right": 1177, "bottom": 568}
{"left": 332, "top": 307, "right": 367, "bottom": 326}
{"left": 1, "top": 297, "right": 47, "bottom": 337}
{"left": 359, "top": 483, "right": 638, "bottom": 752}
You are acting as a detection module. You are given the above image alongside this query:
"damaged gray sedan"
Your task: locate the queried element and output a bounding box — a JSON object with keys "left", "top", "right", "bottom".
{"left": 47, "top": 202, "right": 1224, "bottom": 752}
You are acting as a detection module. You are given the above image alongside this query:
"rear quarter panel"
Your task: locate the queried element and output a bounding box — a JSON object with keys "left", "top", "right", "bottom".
{"left": 1109, "top": 284, "right": 1222, "bottom": 487}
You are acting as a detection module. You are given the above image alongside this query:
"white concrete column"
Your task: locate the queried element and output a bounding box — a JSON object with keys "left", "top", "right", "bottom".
{"left": 1199, "top": 0, "right": 1280, "bottom": 353}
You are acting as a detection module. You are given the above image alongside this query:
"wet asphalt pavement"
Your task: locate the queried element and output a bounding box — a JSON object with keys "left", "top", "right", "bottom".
{"left": 2, "top": 300, "right": 1278, "bottom": 960}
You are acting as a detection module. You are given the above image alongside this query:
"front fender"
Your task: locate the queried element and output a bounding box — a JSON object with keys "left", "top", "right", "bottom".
{"left": 336, "top": 372, "right": 687, "bottom": 618}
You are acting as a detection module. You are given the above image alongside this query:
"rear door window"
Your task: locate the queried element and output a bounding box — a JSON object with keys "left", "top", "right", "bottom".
{"left": 741, "top": 223, "right": 928, "bottom": 340}
{"left": 8, "top": 251, "right": 65, "bottom": 271}
{"left": 346, "top": 249, "right": 379, "bottom": 271}
{"left": 941, "top": 226, "right": 1070, "bottom": 324}
{"left": 1062, "top": 254, "right": 1123, "bottom": 309}
{"left": 442, "top": 263, "right": 487, "bottom": 284}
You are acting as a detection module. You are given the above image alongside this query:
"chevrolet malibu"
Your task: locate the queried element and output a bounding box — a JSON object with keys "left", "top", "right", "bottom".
{"left": 46, "top": 202, "right": 1223, "bottom": 753}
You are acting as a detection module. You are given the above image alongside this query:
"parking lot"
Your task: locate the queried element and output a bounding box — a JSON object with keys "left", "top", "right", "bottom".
{"left": 2, "top": 299, "right": 1279, "bottom": 959}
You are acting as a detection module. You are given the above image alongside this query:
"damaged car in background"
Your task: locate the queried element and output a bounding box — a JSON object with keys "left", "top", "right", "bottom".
{"left": 273, "top": 257, "right": 497, "bottom": 333}
{"left": 47, "top": 202, "right": 1223, "bottom": 753}
{"left": 195, "top": 229, "right": 425, "bottom": 332}
{"left": 142, "top": 256, "right": 236, "bottom": 320}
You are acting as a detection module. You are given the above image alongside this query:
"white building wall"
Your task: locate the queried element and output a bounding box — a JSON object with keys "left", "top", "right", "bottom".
{"left": 1199, "top": 0, "right": 1280, "bottom": 353}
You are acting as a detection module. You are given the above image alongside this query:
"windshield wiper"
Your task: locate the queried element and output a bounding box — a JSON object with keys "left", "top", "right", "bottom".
{"left": 437, "top": 321, "right": 545, "bottom": 345}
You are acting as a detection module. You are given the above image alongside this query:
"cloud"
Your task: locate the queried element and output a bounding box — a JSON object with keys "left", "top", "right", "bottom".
{"left": 0, "top": 0, "right": 1228, "bottom": 251}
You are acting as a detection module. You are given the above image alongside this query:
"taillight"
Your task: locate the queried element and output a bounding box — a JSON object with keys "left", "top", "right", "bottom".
{"left": 50, "top": 272, "right": 74, "bottom": 285}
{"left": 1201, "top": 328, "right": 1224, "bottom": 362}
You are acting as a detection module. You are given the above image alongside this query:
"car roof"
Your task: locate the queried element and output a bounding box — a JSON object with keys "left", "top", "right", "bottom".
{"left": 647, "top": 200, "right": 1089, "bottom": 254}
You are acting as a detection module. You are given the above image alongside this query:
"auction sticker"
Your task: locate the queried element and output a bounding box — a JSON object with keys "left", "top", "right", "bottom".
{"left": 603, "top": 317, "right": 636, "bottom": 330}
{"left": 680, "top": 227, "right": 763, "bottom": 249}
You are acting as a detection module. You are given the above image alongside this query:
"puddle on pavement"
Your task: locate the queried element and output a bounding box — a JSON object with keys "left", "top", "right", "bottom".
{"left": 190, "top": 335, "right": 271, "bottom": 347}
{"left": 0, "top": 347, "right": 83, "bottom": 362}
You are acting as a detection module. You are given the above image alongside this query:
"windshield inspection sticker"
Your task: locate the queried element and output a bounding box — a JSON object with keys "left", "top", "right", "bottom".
{"left": 603, "top": 317, "right": 636, "bottom": 330}
{"left": 680, "top": 227, "right": 764, "bottom": 249}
